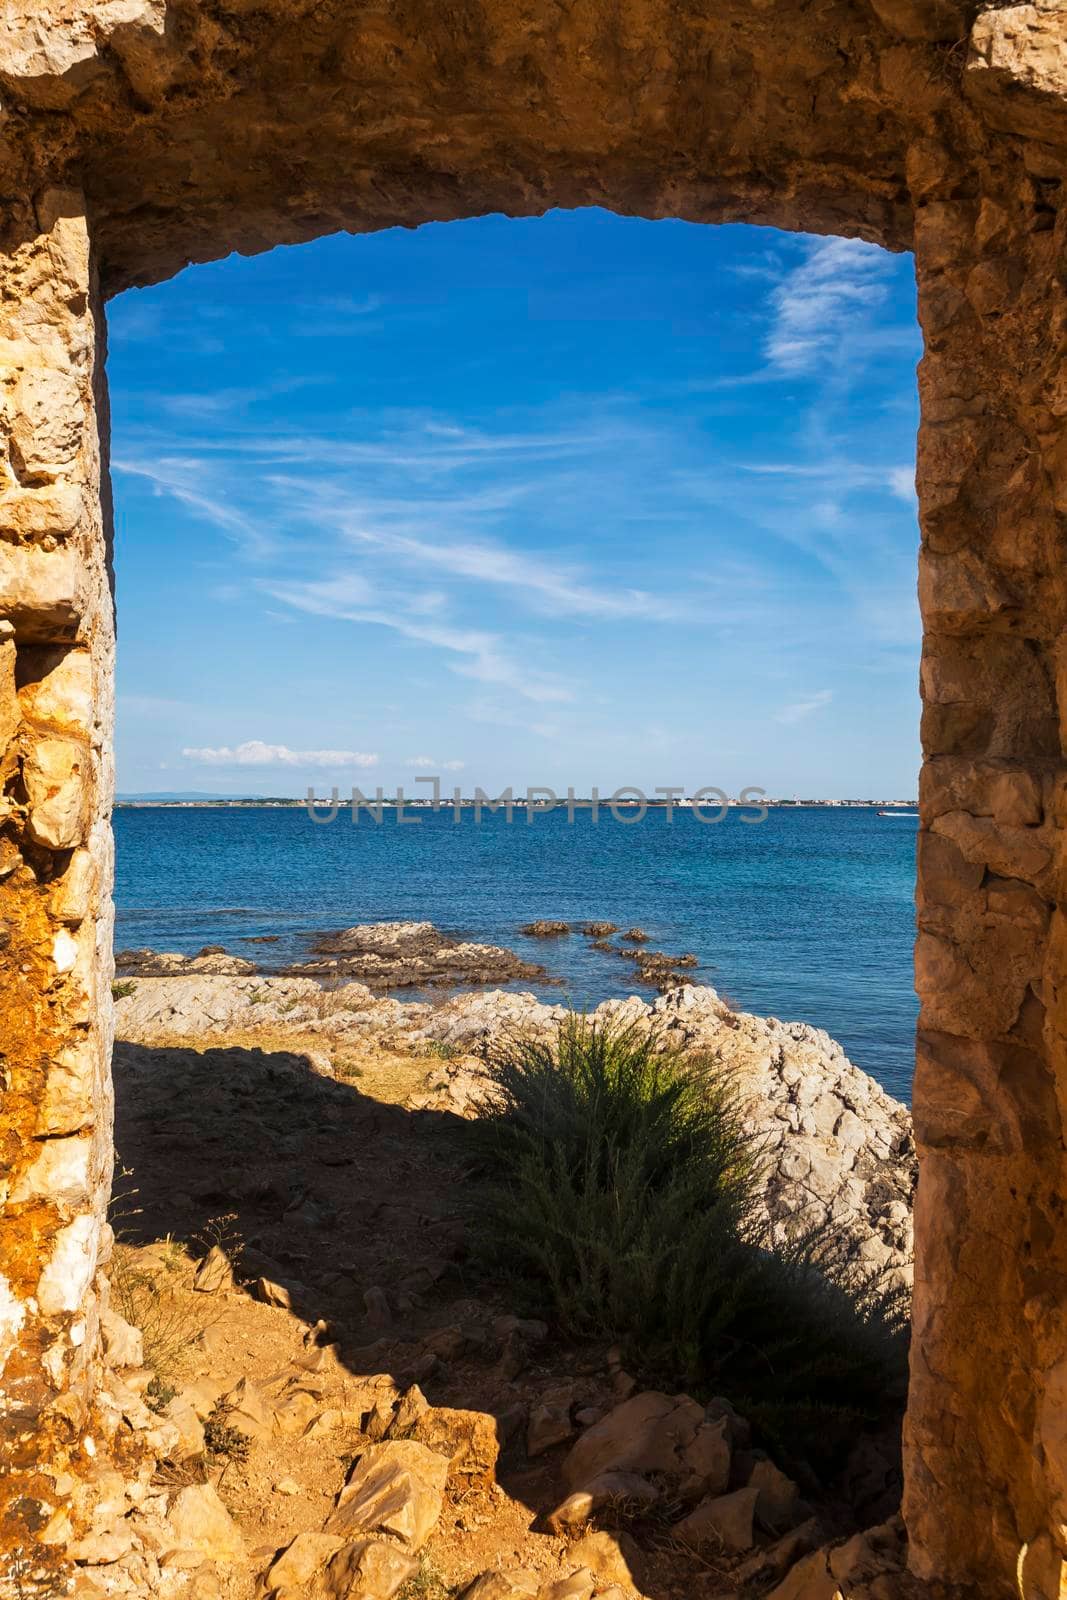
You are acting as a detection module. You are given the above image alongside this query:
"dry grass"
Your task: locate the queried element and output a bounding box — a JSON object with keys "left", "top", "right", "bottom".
{"left": 396, "top": 1556, "right": 460, "bottom": 1599}
{"left": 121, "top": 1024, "right": 436, "bottom": 1107}
{"left": 109, "top": 1240, "right": 212, "bottom": 1386}
{"left": 108, "top": 1174, "right": 230, "bottom": 1386}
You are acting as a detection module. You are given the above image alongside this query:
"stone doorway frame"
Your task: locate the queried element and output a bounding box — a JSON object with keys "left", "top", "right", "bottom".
{"left": 1, "top": 2, "right": 1066, "bottom": 1592}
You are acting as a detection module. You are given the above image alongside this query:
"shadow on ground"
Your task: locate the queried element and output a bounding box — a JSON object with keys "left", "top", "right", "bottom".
{"left": 111, "top": 1038, "right": 696, "bottom": 1595}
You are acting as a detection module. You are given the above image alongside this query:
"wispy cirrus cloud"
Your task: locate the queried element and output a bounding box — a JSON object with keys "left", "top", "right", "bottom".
{"left": 766, "top": 237, "right": 896, "bottom": 375}
{"left": 339, "top": 521, "right": 679, "bottom": 621}
{"left": 262, "top": 573, "right": 573, "bottom": 705}
{"left": 775, "top": 689, "right": 834, "bottom": 726}
{"left": 182, "top": 740, "right": 379, "bottom": 767}
{"left": 113, "top": 457, "right": 276, "bottom": 557}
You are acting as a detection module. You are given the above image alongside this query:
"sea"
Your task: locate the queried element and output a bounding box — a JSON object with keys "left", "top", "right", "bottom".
{"left": 113, "top": 804, "right": 919, "bottom": 1103}
{"left": 115, "top": 806, "right": 921, "bottom": 1107}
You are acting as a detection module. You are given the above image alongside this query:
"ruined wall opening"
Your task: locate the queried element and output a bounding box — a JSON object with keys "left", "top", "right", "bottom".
{"left": 2, "top": 3, "right": 1065, "bottom": 1593}
{"left": 87, "top": 207, "right": 927, "bottom": 1595}
{"left": 106, "top": 208, "right": 924, "bottom": 1094}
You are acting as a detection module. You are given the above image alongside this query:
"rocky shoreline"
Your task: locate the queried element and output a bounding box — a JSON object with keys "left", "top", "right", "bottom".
{"left": 69, "top": 919, "right": 921, "bottom": 1600}
{"left": 114, "top": 922, "right": 916, "bottom": 1292}
{"left": 116, "top": 920, "right": 556, "bottom": 990}
{"left": 116, "top": 917, "right": 715, "bottom": 994}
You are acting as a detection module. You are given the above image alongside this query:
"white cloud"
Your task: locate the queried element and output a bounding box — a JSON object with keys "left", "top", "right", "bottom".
{"left": 775, "top": 690, "right": 834, "bottom": 726}
{"left": 263, "top": 575, "right": 573, "bottom": 705}
{"left": 182, "top": 740, "right": 379, "bottom": 767}
{"left": 341, "top": 523, "right": 679, "bottom": 622}
{"left": 113, "top": 457, "right": 274, "bottom": 556}
{"left": 404, "top": 756, "right": 465, "bottom": 769}
{"left": 888, "top": 465, "right": 916, "bottom": 502}
{"left": 767, "top": 238, "right": 893, "bottom": 375}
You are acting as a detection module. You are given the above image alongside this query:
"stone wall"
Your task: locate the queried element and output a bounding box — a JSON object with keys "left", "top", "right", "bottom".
{"left": 0, "top": 192, "right": 116, "bottom": 1573}
{"left": 907, "top": 69, "right": 1067, "bottom": 1589}
{"left": 0, "top": 0, "right": 1066, "bottom": 1593}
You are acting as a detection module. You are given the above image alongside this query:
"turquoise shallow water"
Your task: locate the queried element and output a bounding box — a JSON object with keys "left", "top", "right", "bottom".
{"left": 113, "top": 805, "right": 919, "bottom": 1102}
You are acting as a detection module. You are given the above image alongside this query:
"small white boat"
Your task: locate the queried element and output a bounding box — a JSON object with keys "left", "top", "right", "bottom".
{"left": 878, "top": 810, "right": 918, "bottom": 818}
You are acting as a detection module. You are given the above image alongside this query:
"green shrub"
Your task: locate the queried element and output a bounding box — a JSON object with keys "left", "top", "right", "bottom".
{"left": 111, "top": 979, "right": 137, "bottom": 1000}
{"left": 469, "top": 1016, "right": 907, "bottom": 1467}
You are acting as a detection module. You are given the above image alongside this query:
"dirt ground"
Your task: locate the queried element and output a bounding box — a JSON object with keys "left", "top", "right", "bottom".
{"left": 109, "top": 1025, "right": 742, "bottom": 1599}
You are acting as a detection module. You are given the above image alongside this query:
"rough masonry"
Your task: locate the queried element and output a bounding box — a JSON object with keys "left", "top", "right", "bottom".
{"left": 0, "top": 1, "right": 1065, "bottom": 1593}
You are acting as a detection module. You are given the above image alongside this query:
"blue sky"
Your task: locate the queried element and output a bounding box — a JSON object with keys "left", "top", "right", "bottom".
{"left": 108, "top": 209, "right": 922, "bottom": 799}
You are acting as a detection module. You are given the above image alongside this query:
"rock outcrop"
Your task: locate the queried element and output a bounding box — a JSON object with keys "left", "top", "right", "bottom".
{"left": 296, "top": 920, "right": 553, "bottom": 988}
{"left": 117, "top": 921, "right": 553, "bottom": 989}
{"left": 114, "top": 972, "right": 916, "bottom": 1289}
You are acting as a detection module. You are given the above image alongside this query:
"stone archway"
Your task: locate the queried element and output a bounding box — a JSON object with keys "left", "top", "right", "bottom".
{"left": 1, "top": 2, "right": 1066, "bottom": 1591}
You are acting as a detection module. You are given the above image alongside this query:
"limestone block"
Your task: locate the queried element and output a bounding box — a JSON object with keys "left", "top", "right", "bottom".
{"left": 93, "top": 0, "right": 177, "bottom": 98}
{"left": 325, "top": 1440, "right": 448, "bottom": 1551}
{"left": 24, "top": 734, "right": 87, "bottom": 849}
{"left": 219, "top": 1376, "right": 271, "bottom": 1440}
{"left": 19, "top": 645, "right": 93, "bottom": 734}
{"left": 0, "top": 541, "right": 86, "bottom": 639}
{"left": 966, "top": 3, "right": 1067, "bottom": 141}
{"left": 50, "top": 846, "right": 97, "bottom": 926}
{"left": 402, "top": 1400, "right": 501, "bottom": 1481}
{"left": 265, "top": 1531, "right": 345, "bottom": 1590}
{"left": 8, "top": 366, "right": 85, "bottom": 481}
{"left": 562, "top": 1392, "right": 706, "bottom": 1488}
{"left": 931, "top": 810, "right": 1051, "bottom": 884}
{"left": 11, "top": 1132, "right": 93, "bottom": 1209}
{"left": 748, "top": 1457, "right": 800, "bottom": 1532}
{"left": 0, "top": 482, "right": 84, "bottom": 542}
{"left": 37, "top": 1212, "right": 99, "bottom": 1315}
{"left": 913, "top": 1030, "right": 1058, "bottom": 1153}
{"left": 192, "top": 1244, "right": 234, "bottom": 1295}
{"left": 0, "top": 12, "right": 105, "bottom": 108}
{"left": 272, "top": 1388, "right": 319, "bottom": 1437}
{"left": 547, "top": 1472, "right": 659, "bottom": 1533}
{"left": 38, "top": 1038, "right": 100, "bottom": 1135}
{"left": 166, "top": 1483, "right": 245, "bottom": 1564}
{"left": 37, "top": 192, "right": 93, "bottom": 305}
{"left": 989, "top": 769, "right": 1044, "bottom": 828}
{"left": 318, "top": 1539, "right": 420, "bottom": 1599}
{"left": 461, "top": 1573, "right": 540, "bottom": 1599}
{"left": 163, "top": 1395, "right": 206, "bottom": 1460}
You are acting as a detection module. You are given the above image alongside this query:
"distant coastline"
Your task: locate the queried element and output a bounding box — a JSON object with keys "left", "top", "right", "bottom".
{"left": 115, "top": 796, "right": 920, "bottom": 810}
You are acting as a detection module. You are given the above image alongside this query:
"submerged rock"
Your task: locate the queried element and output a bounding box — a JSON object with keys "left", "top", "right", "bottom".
{"left": 115, "top": 946, "right": 257, "bottom": 976}
{"left": 289, "top": 920, "right": 554, "bottom": 989}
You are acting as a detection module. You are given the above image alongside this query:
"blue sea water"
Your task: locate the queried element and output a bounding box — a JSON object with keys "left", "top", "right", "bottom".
{"left": 113, "top": 805, "right": 919, "bottom": 1102}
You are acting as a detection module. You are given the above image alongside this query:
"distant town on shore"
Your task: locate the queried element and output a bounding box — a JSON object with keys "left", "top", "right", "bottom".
{"left": 116, "top": 794, "right": 920, "bottom": 809}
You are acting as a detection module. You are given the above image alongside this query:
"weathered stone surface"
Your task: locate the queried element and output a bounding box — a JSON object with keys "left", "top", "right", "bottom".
{"left": 313, "top": 1538, "right": 419, "bottom": 1600}
{"left": 265, "top": 1530, "right": 346, "bottom": 1592}
{"left": 460, "top": 1572, "right": 540, "bottom": 1600}
{"left": 166, "top": 1484, "right": 245, "bottom": 1564}
{"left": 324, "top": 1440, "right": 448, "bottom": 1552}
{"left": 567, "top": 1531, "right": 639, "bottom": 1589}
{"left": 675, "top": 1486, "right": 759, "bottom": 1552}
{"left": 99, "top": 1307, "right": 142, "bottom": 1369}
